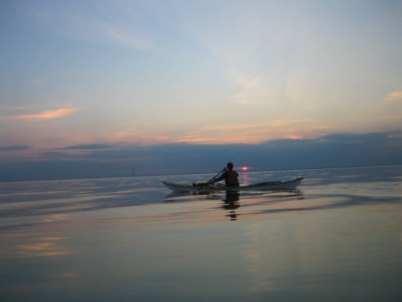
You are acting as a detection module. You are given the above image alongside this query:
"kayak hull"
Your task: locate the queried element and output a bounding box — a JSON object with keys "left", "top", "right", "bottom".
{"left": 162, "top": 177, "right": 303, "bottom": 193}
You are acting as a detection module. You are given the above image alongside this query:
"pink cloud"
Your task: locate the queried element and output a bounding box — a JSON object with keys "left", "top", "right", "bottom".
{"left": 15, "top": 108, "right": 79, "bottom": 120}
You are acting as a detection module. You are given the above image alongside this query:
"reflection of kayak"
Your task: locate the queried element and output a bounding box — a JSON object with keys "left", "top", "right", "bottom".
{"left": 162, "top": 177, "right": 303, "bottom": 193}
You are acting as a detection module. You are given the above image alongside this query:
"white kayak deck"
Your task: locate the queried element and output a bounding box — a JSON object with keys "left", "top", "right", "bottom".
{"left": 162, "top": 177, "right": 303, "bottom": 193}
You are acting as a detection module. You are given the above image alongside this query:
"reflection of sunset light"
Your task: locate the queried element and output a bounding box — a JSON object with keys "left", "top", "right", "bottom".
{"left": 16, "top": 237, "right": 73, "bottom": 257}
{"left": 241, "top": 167, "right": 249, "bottom": 185}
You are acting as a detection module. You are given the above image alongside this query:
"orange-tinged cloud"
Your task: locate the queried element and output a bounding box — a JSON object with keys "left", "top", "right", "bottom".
{"left": 289, "top": 135, "right": 303, "bottom": 140}
{"left": 175, "top": 120, "right": 316, "bottom": 144}
{"left": 383, "top": 91, "right": 402, "bottom": 102}
{"left": 104, "top": 130, "right": 171, "bottom": 145}
{"left": 15, "top": 108, "right": 79, "bottom": 120}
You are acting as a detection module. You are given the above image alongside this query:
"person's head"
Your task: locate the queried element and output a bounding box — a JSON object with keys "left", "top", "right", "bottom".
{"left": 226, "top": 162, "right": 234, "bottom": 170}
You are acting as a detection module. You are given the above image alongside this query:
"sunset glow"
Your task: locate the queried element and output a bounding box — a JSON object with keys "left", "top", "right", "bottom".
{"left": 1, "top": 1, "right": 402, "bottom": 154}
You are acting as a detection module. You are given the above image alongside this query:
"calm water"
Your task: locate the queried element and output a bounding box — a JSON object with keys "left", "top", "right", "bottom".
{"left": 1, "top": 166, "right": 402, "bottom": 301}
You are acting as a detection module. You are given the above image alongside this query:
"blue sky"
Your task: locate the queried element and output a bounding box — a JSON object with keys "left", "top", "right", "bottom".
{"left": 1, "top": 1, "right": 402, "bottom": 179}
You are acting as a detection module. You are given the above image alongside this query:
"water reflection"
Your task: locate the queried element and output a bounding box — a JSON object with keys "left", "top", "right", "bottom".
{"left": 1, "top": 166, "right": 402, "bottom": 301}
{"left": 162, "top": 182, "right": 402, "bottom": 227}
{"left": 222, "top": 192, "right": 240, "bottom": 221}
{"left": 164, "top": 189, "right": 304, "bottom": 222}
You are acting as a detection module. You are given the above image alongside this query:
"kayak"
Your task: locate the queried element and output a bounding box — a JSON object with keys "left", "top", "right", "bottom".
{"left": 162, "top": 177, "right": 303, "bottom": 193}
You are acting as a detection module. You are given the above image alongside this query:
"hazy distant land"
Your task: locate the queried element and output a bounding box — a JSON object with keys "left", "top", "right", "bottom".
{"left": 1, "top": 132, "right": 401, "bottom": 182}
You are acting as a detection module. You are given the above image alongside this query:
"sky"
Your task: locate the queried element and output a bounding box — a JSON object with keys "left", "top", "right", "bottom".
{"left": 1, "top": 0, "right": 402, "bottom": 180}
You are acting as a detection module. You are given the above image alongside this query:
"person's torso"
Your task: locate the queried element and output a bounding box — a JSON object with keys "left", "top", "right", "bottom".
{"left": 226, "top": 170, "right": 239, "bottom": 186}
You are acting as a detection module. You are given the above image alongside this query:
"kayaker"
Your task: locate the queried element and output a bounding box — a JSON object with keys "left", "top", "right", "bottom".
{"left": 208, "top": 162, "right": 239, "bottom": 187}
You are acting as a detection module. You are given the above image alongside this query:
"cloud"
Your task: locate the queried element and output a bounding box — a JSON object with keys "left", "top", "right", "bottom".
{"left": 100, "top": 22, "right": 153, "bottom": 50}
{"left": 27, "top": 2, "right": 154, "bottom": 51}
{"left": 232, "top": 77, "right": 270, "bottom": 105}
{"left": 103, "top": 130, "right": 171, "bottom": 146}
{"left": 383, "top": 91, "right": 402, "bottom": 102}
{"left": 15, "top": 108, "right": 79, "bottom": 120}
{"left": 61, "top": 144, "right": 114, "bottom": 150}
{"left": 176, "top": 119, "right": 316, "bottom": 144}
{"left": 0, "top": 145, "right": 31, "bottom": 151}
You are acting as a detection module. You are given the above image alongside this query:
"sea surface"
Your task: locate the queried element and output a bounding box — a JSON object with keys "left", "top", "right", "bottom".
{"left": 1, "top": 165, "right": 402, "bottom": 301}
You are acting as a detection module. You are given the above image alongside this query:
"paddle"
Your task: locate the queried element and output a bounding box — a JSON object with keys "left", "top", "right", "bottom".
{"left": 195, "top": 168, "right": 226, "bottom": 190}
{"left": 207, "top": 168, "right": 226, "bottom": 184}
